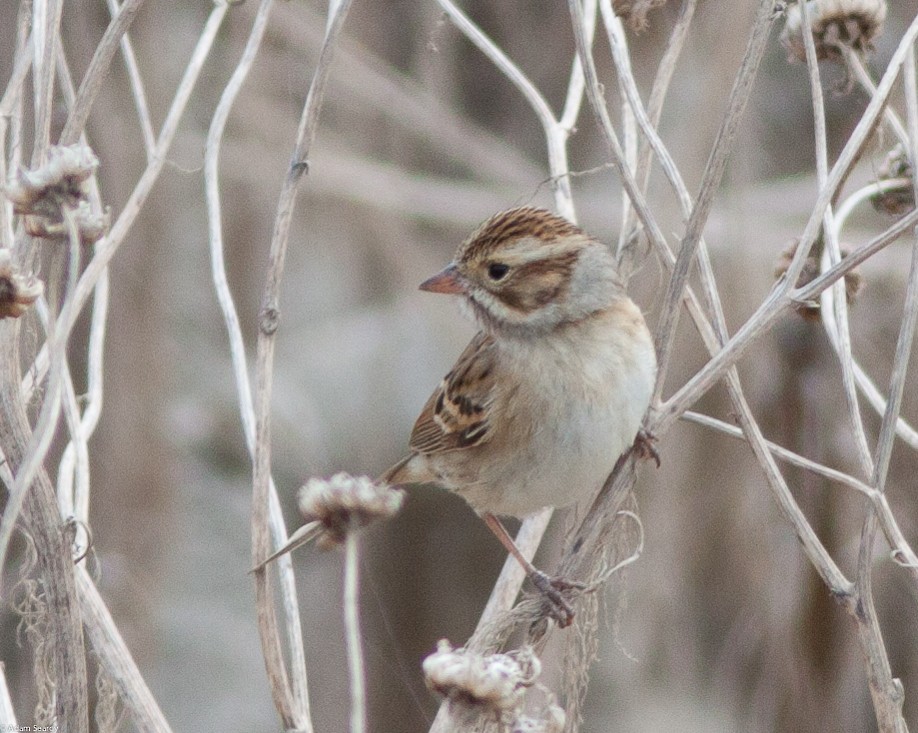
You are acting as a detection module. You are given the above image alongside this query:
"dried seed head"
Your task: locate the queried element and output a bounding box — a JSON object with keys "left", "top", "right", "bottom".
{"left": 423, "top": 640, "right": 541, "bottom": 718}
{"left": 774, "top": 239, "right": 863, "bottom": 320}
{"left": 297, "top": 473, "right": 403, "bottom": 549}
{"left": 871, "top": 145, "right": 915, "bottom": 216}
{"left": 0, "top": 249, "right": 42, "bottom": 319}
{"left": 612, "top": 0, "right": 668, "bottom": 30}
{"left": 4, "top": 144, "right": 107, "bottom": 244}
{"left": 5, "top": 144, "right": 98, "bottom": 211}
{"left": 781, "top": 0, "right": 887, "bottom": 64}
{"left": 23, "top": 200, "right": 110, "bottom": 244}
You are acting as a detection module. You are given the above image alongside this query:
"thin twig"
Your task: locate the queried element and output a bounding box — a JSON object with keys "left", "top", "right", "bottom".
{"left": 250, "top": 0, "right": 354, "bottom": 728}
{"left": 104, "top": 0, "right": 157, "bottom": 157}
{"left": 434, "top": 0, "right": 575, "bottom": 220}
{"left": 0, "top": 32, "right": 32, "bottom": 245}
{"left": 76, "top": 566, "right": 174, "bottom": 733}
{"left": 611, "top": 15, "right": 638, "bottom": 255}
{"left": 1, "top": 0, "right": 230, "bottom": 583}
{"left": 568, "top": 0, "right": 670, "bottom": 270}
{"left": 849, "top": 44, "right": 918, "bottom": 733}
{"left": 659, "top": 206, "right": 918, "bottom": 434}
{"left": 682, "top": 412, "right": 874, "bottom": 497}
{"left": 30, "top": 0, "right": 64, "bottom": 165}
{"left": 8, "top": 6, "right": 30, "bottom": 180}
{"left": 558, "top": 0, "right": 597, "bottom": 135}
{"left": 684, "top": 410, "right": 918, "bottom": 576}
{"left": 59, "top": 0, "right": 147, "bottom": 145}
{"left": 638, "top": 0, "right": 696, "bottom": 194}
{"left": 344, "top": 532, "right": 366, "bottom": 733}
{"left": 0, "top": 662, "right": 15, "bottom": 727}
{"left": 600, "top": 3, "right": 851, "bottom": 598}
{"left": 873, "top": 49, "right": 918, "bottom": 493}
{"left": 653, "top": 0, "right": 775, "bottom": 399}
{"left": 54, "top": 3, "right": 230, "bottom": 368}
{"left": 830, "top": 181, "right": 918, "bottom": 449}
{"left": 844, "top": 47, "right": 909, "bottom": 147}
{"left": 204, "top": 0, "right": 313, "bottom": 725}
{"left": 778, "top": 14, "right": 918, "bottom": 298}
{"left": 53, "top": 272, "right": 108, "bottom": 527}
{"left": 798, "top": 0, "right": 874, "bottom": 478}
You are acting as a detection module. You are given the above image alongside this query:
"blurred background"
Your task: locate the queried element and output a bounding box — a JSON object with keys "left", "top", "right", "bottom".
{"left": 3, "top": 0, "right": 918, "bottom": 730}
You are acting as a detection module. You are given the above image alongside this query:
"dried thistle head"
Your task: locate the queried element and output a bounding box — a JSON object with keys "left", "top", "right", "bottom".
{"left": 297, "top": 473, "right": 403, "bottom": 549}
{"left": 871, "top": 145, "right": 915, "bottom": 216}
{"left": 4, "top": 144, "right": 108, "bottom": 244}
{"left": 423, "top": 640, "right": 541, "bottom": 719}
{"left": 0, "top": 249, "right": 43, "bottom": 319}
{"left": 774, "top": 239, "right": 863, "bottom": 320}
{"left": 612, "top": 0, "right": 668, "bottom": 30}
{"left": 22, "top": 200, "right": 110, "bottom": 245}
{"left": 781, "top": 0, "right": 887, "bottom": 64}
{"left": 423, "top": 641, "right": 564, "bottom": 729}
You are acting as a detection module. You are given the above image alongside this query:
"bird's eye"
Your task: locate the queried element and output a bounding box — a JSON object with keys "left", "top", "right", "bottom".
{"left": 487, "top": 262, "right": 510, "bottom": 281}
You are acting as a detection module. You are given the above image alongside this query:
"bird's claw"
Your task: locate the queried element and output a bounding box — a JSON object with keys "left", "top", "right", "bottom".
{"left": 530, "top": 571, "right": 585, "bottom": 628}
{"left": 633, "top": 428, "right": 660, "bottom": 467}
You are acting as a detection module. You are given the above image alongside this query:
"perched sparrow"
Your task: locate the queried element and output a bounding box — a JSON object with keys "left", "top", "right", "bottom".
{"left": 383, "top": 206, "right": 657, "bottom": 626}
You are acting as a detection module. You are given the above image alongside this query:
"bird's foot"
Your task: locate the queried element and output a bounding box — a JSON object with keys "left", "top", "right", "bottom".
{"left": 633, "top": 428, "right": 661, "bottom": 467}
{"left": 529, "top": 570, "right": 585, "bottom": 629}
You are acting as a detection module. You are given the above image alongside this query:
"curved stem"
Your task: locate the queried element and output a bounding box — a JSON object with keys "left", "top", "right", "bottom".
{"left": 250, "top": 1, "right": 354, "bottom": 728}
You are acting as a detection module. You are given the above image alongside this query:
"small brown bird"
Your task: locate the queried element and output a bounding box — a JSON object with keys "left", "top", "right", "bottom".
{"left": 382, "top": 207, "right": 657, "bottom": 626}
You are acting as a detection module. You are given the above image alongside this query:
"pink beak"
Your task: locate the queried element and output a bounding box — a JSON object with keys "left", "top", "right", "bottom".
{"left": 419, "top": 264, "right": 465, "bottom": 295}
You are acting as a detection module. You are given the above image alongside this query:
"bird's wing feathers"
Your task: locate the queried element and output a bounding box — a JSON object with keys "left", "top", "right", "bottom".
{"left": 409, "top": 332, "right": 497, "bottom": 455}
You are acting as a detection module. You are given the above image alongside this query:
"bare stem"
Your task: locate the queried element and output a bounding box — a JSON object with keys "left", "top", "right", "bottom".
{"left": 847, "top": 44, "right": 918, "bottom": 733}
{"left": 659, "top": 206, "right": 918, "bottom": 434}
{"left": 104, "top": 0, "right": 157, "bottom": 157}
{"left": 0, "top": 663, "right": 15, "bottom": 727}
{"left": 59, "top": 0, "right": 147, "bottom": 144}
{"left": 76, "top": 566, "right": 174, "bottom": 733}
{"left": 434, "top": 0, "right": 575, "bottom": 219}
{"left": 344, "top": 532, "right": 366, "bottom": 733}
{"left": 202, "top": 0, "right": 313, "bottom": 725}
{"left": 653, "top": 0, "right": 775, "bottom": 396}
{"left": 568, "top": 0, "right": 669, "bottom": 268}
{"left": 30, "top": 0, "right": 64, "bottom": 165}
{"left": 250, "top": 0, "right": 354, "bottom": 728}
{"left": 798, "top": 0, "right": 874, "bottom": 478}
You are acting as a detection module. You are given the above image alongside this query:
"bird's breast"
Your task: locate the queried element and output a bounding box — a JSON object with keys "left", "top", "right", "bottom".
{"left": 468, "top": 307, "right": 655, "bottom": 517}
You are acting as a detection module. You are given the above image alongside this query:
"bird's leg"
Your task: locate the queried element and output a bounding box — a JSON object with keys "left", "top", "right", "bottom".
{"left": 633, "top": 428, "right": 661, "bottom": 467}
{"left": 482, "top": 512, "right": 583, "bottom": 628}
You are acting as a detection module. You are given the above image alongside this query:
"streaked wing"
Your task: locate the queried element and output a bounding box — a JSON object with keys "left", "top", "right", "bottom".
{"left": 409, "top": 332, "right": 497, "bottom": 455}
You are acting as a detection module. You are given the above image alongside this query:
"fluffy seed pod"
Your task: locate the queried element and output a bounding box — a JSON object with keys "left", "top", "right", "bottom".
{"left": 774, "top": 239, "right": 863, "bottom": 320}
{"left": 781, "top": 0, "right": 887, "bottom": 64}
{"left": 612, "top": 0, "right": 668, "bottom": 30}
{"left": 297, "top": 473, "right": 404, "bottom": 549}
{"left": 4, "top": 143, "right": 108, "bottom": 244}
{"left": 871, "top": 145, "right": 914, "bottom": 216}
{"left": 0, "top": 249, "right": 42, "bottom": 319}
{"left": 22, "top": 200, "right": 110, "bottom": 244}
{"left": 423, "top": 640, "right": 540, "bottom": 718}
